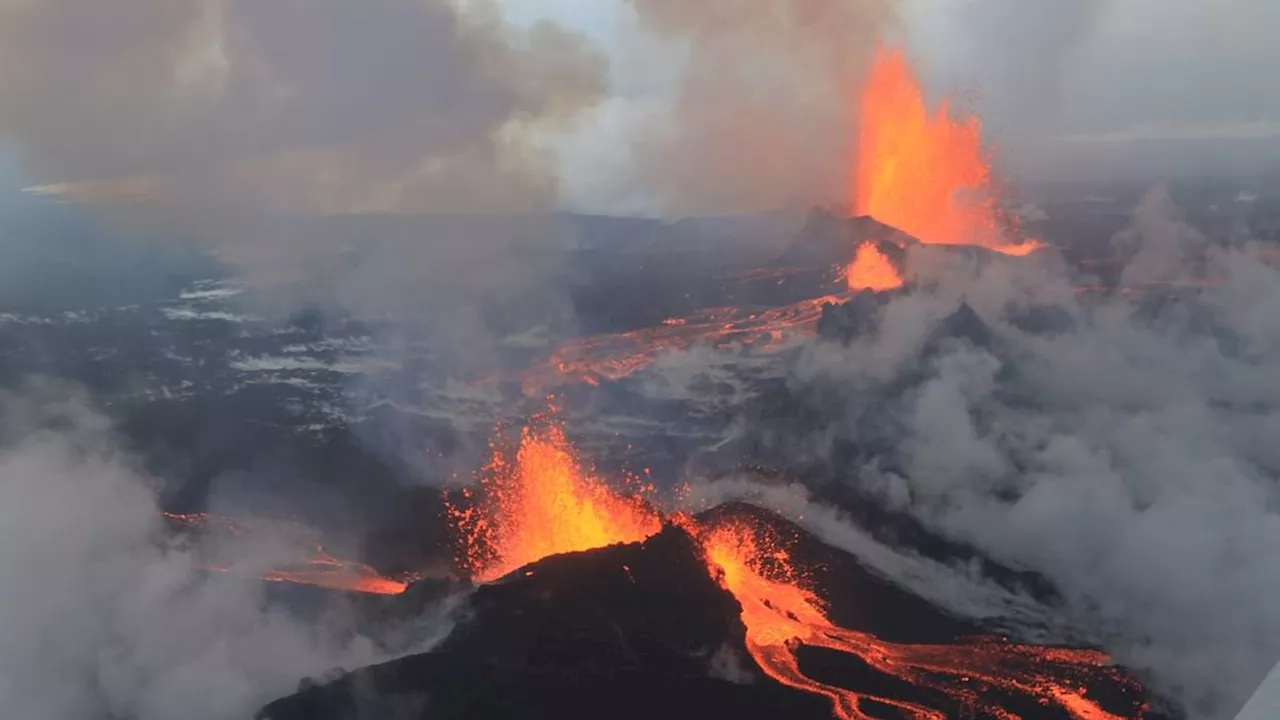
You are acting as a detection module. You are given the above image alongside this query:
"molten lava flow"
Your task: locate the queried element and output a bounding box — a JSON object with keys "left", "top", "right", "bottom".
{"left": 855, "top": 46, "right": 1042, "bottom": 257}
{"left": 846, "top": 242, "right": 904, "bottom": 292}
{"left": 691, "top": 517, "right": 1137, "bottom": 720}
{"left": 523, "top": 294, "right": 848, "bottom": 392}
{"left": 448, "top": 420, "right": 663, "bottom": 583}
{"left": 163, "top": 512, "right": 407, "bottom": 595}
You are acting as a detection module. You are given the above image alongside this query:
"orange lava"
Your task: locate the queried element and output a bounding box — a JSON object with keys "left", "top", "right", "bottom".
{"left": 447, "top": 419, "right": 662, "bottom": 583}
{"left": 690, "top": 517, "right": 1139, "bottom": 720}
{"left": 846, "top": 242, "right": 904, "bottom": 292}
{"left": 163, "top": 512, "right": 407, "bottom": 595}
{"left": 855, "top": 45, "right": 1042, "bottom": 257}
{"left": 523, "top": 294, "right": 848, "bottom": 393}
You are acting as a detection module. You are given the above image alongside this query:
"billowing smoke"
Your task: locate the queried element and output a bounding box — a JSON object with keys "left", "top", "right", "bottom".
{"left": 0, "top": 382, "right": 448, "bottom": 720}
{"left": 623, "top": 0, "right": 898, "bottom": 214}
{"left": 915, "top": 0, "right": 1109, "bottom": 136}
{"left": 0, "top": 0, "right": 607, "bottom": 336}
{"left": 0, "top": 0, "right": 604, "bottom": 215}
{"left": 740, "top": 190, "right": 1280, "bottom": 717}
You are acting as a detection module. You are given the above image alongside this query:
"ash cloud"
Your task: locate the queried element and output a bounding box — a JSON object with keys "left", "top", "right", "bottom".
{"left": 0, "top": 0, "right": 613, "bottom": 490}
{"left": 0, "top": 0, "right": 605, "bottom": 215}
{"left": 0, "top": 382, "right": 444, "bottom": 720}
{"left": 622, "top": 0, "right": 898, "bottom": 214}
{"left": 751, "top": 193, "right": 1280, "bottom": 717}
{"left": 0, "top": 0, "right": 607, "bottom": 332}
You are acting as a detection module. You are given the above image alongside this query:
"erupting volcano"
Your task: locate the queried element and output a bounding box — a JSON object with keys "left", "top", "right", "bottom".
{"left": 855, "top": 45, "right": 1042, "bottom": 257}
{"left": 446, "top": 415, "right": 663, "bottom": 582}
{"left": 404, "top": 417, "right": 1153, "bottom": 719}
{"left": 521, "top": 47, "right": 1057, "bottom": 393}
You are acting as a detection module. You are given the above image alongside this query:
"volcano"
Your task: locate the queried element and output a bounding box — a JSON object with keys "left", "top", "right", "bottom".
{"left": 257, "top": 502, "right": 1159, "bottom": 720}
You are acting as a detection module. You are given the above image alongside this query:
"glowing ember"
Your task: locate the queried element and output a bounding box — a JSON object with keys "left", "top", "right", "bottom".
{"left": 448, "top": 419, "right": 662, "bottom": 583}
{"left": 845, "top": 242, "right": 904, "bottom": 292}
{"left": 163, "top": 512, "right": 407, "bottom": 595}
{"left": 855, "top": 45, "right": 1042, "bottom": 257}
{"left": 691, "top": 517, "right": 1139, "bottom": 720}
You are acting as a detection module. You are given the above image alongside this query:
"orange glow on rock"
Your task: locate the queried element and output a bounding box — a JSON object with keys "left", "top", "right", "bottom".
{"left": 691, "top": 517, "right": 1136, "bottom": 720}
{"left": 448, "top": 418, "right": 662, "bottom": 583}
{"left": 845, "top": 242, "right": 904, "bottom": 292}
{"left": 855, "top": 45, "right": 1042, "bottom": 257}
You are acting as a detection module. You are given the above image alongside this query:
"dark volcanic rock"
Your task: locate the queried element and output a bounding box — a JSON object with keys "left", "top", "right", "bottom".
{"left": 817, "top": 290, "right": 892, "bottom": 344}
{"left": 781, "top": 208, "right": 915, "bottom": 268}
{"left": 259, "top": 505, "right": 1165, "bottom": 720}
{"left": 1008, "top": 303, "right": 1078, "bottom": 336}
{"left": 925, "top": 301, "right": 996, "bottom": 354}
{"left": 259, "top": 522, "right": 832, "bottom": 720}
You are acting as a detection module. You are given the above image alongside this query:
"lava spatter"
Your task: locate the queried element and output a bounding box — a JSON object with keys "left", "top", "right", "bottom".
{"left": 447, "top": 415, "right": 663, "bottom": 583}
{"left": 846, "top": 242, "right": 904, "bottom": 292}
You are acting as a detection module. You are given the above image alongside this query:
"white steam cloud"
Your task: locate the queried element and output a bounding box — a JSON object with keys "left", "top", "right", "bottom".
{"left": 0, "top": 383, "right": 410, "bottom": 720}
{"left": 767, "top": 190, "right": 1280, "bottom": 717}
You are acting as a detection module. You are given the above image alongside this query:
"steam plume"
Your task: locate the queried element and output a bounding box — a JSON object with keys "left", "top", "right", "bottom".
{"left": 0, "top": 383, "right": 428, "bottom": 720}
{"left": 625, "top": 0, "right": 898, "bottom": 214}
{"left": 766, "top": 191, "right": 1280, "bottom": 717}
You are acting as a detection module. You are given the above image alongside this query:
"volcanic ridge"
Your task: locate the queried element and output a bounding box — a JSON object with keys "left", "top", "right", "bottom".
{"left": 258, "top": 501, "right": 1161, "bottom": 720}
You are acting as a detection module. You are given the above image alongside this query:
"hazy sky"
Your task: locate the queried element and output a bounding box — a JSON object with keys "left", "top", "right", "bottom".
{"left": 497, "top": 0, "right": 1280, "bottom": 207}
{"left": 4, "top": 1, "right": 1278, "bottom": 213}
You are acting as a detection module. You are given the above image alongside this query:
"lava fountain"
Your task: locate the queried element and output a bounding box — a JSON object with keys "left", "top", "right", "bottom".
{"left": 447, "top": 416, "right": 663, "bottom": 583}
{"left": 690, "top": 516, "right": 1141, "bottom": 720}
{"left": 846, "top": 242, "right": 904, "bottom": 292}
{"left": 855, "top": 45, "right": 1042, "bottom": 257}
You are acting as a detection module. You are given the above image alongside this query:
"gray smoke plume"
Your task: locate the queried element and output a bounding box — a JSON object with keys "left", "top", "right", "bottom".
{"left": 0, "top": 0, "right": 605, "bottom": 215}
{"left": 623, "top": 0, "right": 898, "bottom": 214}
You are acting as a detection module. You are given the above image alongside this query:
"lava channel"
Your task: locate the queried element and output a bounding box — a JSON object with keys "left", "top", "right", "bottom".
{"left": 688, "top": 516, "right": 1142, "bottom": 720}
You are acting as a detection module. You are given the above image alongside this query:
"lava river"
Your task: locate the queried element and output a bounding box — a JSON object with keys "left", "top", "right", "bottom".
{"left": 689, "top": 516, "right": 1142, "bottom": 720}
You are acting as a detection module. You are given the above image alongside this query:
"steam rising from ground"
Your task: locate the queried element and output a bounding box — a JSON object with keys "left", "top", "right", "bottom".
{"left": 0, "top": 384, "right": 409, "bottom": 720}
{"left": 748, "top": 189, "right": 1280, "bottom": 717}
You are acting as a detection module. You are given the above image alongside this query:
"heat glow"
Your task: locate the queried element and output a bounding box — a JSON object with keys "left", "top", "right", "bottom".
{"left": 523, "top": 294, "right": 846, "bottom": 393}
{"left": 855, "top": 46, "right": 1042, "bottom": 257}
{"left": 846, "top": 242, "right": 904, "bottom": 292}
{"left": 693, "top": 517, "right": 1138, "bottom": 720}
{"left": 448, "top": 421, "right": 662, "bottom": 583}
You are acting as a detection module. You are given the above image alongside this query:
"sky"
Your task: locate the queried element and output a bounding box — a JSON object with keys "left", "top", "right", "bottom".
{"left": 495, "top": 0, "right": 1280, "bottom": 207}
{"left": 2, "top": 0, "right": 1278, "bottom": 214}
